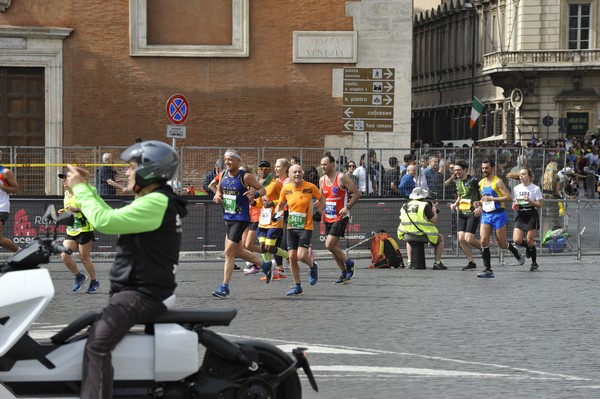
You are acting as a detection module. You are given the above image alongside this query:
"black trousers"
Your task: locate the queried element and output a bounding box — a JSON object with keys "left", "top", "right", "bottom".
{"left": 81, "top": 290, "right": 167, "bottom": 399}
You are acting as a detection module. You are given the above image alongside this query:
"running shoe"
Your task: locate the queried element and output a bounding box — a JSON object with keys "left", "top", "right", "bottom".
{"left": 477, "top": 269, "right": 495, "bottom": 278}
{"left": 345, "top": 258, "right": 355, "bottom": 280}
{"left": 309, "top": 262, "right": 319, "bottom": 285}
{"left": 244, "top": 265, "right": 261, "bottom": 275}
{"left": 406, "top": 262, "right": 413, "bottom": 269}
{"left": 72, "top": 273, "right": 88, "bottom": 292}
{"left": 212, "top": 284, "right": 230, "bottom": 299}
{"left": 432, "top": 261, "right": 447, "bottom": 270}
{"left": 516, "top": 254, "right": 525, "bottom": 265}
{"left": 243, "top": 262, "right": 255, "bottom": 273}
{"left": 261, "top": 268, "right": 286, "bottom": 281}
{"left": 462, "top": 261, "right": 477, "bottom": 271}
{"left": 286, "top": 285, "right": 303, "bottom": 296}
{"left": 334, "top": 272, "right": 350, "bottom": 285}
{"left": 274, "top": 269, "right": 286, "bottom": 279}
{"left": 261, "top": 260, "right": 275, "bottom": 284}
{"left": 530, "top": 262, "right": 539, "bottom": 271}
{"left": 86, "top": 280, "right": 100, "bottom": 294}
{"left": 233, "top": 264, "right": 241, "bottom": 271}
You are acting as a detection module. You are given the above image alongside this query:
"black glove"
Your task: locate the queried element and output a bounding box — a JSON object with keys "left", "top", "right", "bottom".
{"left": 313, "top": 211, "right": 322, "bottom": 222}
{"left": 272, "top": 210, "right": 284, "bottom": 222}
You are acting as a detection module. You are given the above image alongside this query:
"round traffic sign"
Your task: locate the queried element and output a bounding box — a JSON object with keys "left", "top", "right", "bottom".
{"left": 558, "top": 117, "right": 569, "bottom": 130}
{"left": 542, "top": 115, "right": 554, "bottom": 127}
{"left": 166, "top": 94, "right": 189, "bottom": 125}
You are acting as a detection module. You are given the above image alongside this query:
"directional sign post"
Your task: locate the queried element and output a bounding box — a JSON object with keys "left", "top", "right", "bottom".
{"left": 343, "top": 68, "right": 395, "bottom": 133}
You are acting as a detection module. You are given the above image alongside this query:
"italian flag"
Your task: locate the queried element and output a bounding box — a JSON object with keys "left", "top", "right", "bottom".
{"left": 469, "top": 96, "right": 484, "bottom": 129}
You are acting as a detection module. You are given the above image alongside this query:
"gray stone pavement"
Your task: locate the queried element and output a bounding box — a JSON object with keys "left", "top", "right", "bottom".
{"left": 31, "top": 255, "right": 600, "bottom": 399}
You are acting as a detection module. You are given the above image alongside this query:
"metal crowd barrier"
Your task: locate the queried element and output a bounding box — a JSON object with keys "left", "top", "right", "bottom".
{"left": 3, "top": 197, "right": 597, "bottom": 263}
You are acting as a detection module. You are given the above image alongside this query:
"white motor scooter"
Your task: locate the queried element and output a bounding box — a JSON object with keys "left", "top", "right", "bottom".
{"left": 0, "top": 205, "right": 318, "bottom": 398}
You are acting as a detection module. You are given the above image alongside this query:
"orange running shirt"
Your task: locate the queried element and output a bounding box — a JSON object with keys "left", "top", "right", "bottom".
{"left": 279, "top": 180, "right": 322, "bottom": 230}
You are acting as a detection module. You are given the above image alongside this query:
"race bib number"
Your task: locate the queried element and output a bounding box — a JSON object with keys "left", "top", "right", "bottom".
{"left": 517, "top": 199, "right": 531, "bottom": 209}
{"left": 288, "top": 211, "right": 306, "bottom": 229}
{"left": 458, "top": 199, "right": 472, "bottom": 212}
{"left": 223, "top": 194, "right": 237, "bottom": 214}
{"left": 325, "top": 201, "right": 337, "bottom": 219}
{"left": 259, "top": 207, "right": 272, "bottom": 225}
{"left": 482, "top": 200, "right": 496, "bottom": 213}
{"left": 67, "top": 217, "right": 83, "bottom": 234}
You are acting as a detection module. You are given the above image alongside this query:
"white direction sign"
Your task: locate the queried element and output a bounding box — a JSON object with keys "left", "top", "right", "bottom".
{"left": 167, "top": 125, "right": 187, "bottom": 139}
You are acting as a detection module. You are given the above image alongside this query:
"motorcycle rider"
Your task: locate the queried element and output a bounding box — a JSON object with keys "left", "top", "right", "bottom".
{"left": 65, "top": 140, "right": 187, "bottom": 399}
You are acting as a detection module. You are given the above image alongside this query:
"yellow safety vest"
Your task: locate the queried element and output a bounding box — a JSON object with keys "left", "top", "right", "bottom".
{"left": 397, "top": 200, "right": 439, "bottom": 244}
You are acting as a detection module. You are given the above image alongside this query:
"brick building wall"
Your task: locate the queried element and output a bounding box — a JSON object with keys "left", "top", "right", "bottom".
{"left": 0, "top": 0, "right": 354, "bottom": 148}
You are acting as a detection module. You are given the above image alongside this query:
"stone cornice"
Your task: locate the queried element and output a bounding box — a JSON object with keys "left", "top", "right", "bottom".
{"left": 0, "top": 25, "right": 72, "bottom": 39}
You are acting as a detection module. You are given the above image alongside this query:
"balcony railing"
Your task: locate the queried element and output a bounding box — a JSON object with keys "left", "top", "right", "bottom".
{"left": 483, "top": 50, "right": 600, "bottom": 73}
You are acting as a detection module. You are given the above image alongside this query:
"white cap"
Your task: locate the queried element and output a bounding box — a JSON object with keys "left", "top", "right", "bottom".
{"left": 409, "top": 187, "right": 430, "bottom": 200}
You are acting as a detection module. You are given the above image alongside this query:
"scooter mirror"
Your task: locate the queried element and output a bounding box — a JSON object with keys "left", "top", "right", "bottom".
{"left": 42, "top": 204, "right": 57, "bottom": 222}
{"left": 55, "top": 211, "right": 74, "bottom": 227}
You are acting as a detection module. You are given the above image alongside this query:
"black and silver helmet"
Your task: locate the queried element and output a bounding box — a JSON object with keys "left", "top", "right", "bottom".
{"left": 121, "top": 140, "right": 178, "bottom": 191}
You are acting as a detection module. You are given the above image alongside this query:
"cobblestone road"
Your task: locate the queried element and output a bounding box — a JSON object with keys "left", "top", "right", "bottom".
{"left": 32, "top": 255, "right": 600, "bottom": 399}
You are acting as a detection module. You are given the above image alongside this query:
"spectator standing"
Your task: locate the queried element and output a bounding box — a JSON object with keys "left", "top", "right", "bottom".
{"left": 398, "top": 163, "right": 418, "bottom": 198}
{"left": 367, "top": 149, "right": 385, "bottom": 192}
{"left": 383, "top": 156, "right": 400, "bottom": 196}
{"left": 566, "top": 147, "right": 577, "bottom": 169}
{"left": 353, "top": 154, "right": 374, "bottom": 195}
{"left": 507, "top": 154, "right": 529, "bottom": 193}
{"left": 558, "top": 167, "right": 579, "bottom": 199}
{"left": 424, "top": 156, "right": 444, "bottom": 198}
{"left": 203, "top": 158, "right": 223, "bottom": 194}
{"left": 97, "top": 153, "right": 125, "bottom": 196}
{"left": 584, "top": 146, "right": 599, "bottom": 198}
{"left": 541, "top": 161, "right": 563, "bottom": 233}
{"left": 345, "top": 161, "right": 360, "bottom": 187}
{"left": 400, "top": 153, "right": 415, "bottom": 175}
{"left": 417, "top": 156, "right": 429, "bottom": 190}
{"left": 304, "top": 166, "right": 320, "bottom": 186}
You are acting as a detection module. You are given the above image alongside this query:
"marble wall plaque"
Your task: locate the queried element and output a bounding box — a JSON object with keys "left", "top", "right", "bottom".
{"left": 293, "top": 31, "right": 357, "bottom": 63}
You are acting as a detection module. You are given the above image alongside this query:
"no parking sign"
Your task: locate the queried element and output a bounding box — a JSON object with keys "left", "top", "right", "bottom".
{"left": 166, "top": 94, "right": 189, "bottom": 125}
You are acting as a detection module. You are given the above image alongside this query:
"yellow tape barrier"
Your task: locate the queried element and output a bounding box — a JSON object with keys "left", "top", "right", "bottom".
{"left": 2, "top": 164, "right": 129, "bottom": 167}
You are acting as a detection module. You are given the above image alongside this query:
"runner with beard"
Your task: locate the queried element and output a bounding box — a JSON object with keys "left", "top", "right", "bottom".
{"left": 449, "top": 161, "right": 482, "bottom": 271}
{"left": 476, "top": 160, "right": 525, "bottom": 278}
{"left": 319, "top": 154, "right": 361, "bottom": 284}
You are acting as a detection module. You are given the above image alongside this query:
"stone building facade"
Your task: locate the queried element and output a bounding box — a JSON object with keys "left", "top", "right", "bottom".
{"left": 412, "top": 0, "right": 600, "bottom": 145}
{"left": 0, "top": 0, "right": 413, "bottom": 157}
